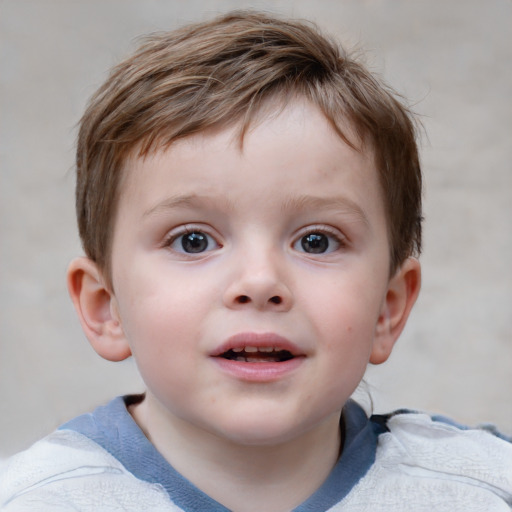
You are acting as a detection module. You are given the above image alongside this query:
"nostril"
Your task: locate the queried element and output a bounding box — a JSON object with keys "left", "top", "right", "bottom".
{"left": 232, "top": 295, "right": 284, "bottom": 306}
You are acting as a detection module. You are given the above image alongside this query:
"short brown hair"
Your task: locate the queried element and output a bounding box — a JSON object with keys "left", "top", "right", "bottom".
{"left": 76, "top": 10, "right": 422, "bottom": 286}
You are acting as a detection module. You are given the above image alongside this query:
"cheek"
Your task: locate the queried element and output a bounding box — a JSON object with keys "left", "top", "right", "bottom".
{"left": 114, "top": 268, "right": 212, "bottom": 358}
{"left": 116, "top": 265, "right": 205, "bottom": 332}
{"left": 122, "top": 299, "right": 201, "bottom": 402}
{"left": 310, "top": 285, "right": 382, "bottom": 336}
{"left": 308, "top": 283, "right": 384, "bottom": 372}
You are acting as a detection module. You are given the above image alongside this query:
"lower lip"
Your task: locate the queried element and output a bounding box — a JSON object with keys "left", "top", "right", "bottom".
{"left": 212, "top": 357, "right": 304, "bottom": 382}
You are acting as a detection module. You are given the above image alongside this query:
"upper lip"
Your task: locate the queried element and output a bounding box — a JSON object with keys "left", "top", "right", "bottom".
{"left": 210, "top": 332, "right": 304, "bottom": 357}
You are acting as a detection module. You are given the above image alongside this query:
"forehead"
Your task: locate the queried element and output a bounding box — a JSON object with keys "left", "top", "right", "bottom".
{"left": 117, "top": 98, "right": 383, "bottom": 223}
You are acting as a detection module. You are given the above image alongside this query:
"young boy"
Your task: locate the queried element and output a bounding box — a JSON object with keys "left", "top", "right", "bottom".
{"left": 1, "top": 10, "right": 511, "bottom": 512}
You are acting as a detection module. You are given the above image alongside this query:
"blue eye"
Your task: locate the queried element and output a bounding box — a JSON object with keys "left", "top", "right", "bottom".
{"left": 301, "top": 233, "right": 328, "bottom": 253}
{"left": 294, "top": 231, "right": 341, "bottom": 254}
{"left": 170, "top": 231, "right": 218, "bottom": 254}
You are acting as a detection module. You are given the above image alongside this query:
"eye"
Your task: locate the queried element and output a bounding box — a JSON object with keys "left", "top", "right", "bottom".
{"left": 168, "top": 230, "right": 219, "bottom": 254}
{"left": 293, "top": 230, "right": 342, "bottom": 254}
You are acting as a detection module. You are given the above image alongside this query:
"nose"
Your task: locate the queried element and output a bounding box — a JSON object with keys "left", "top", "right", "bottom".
{"left": 223, "top": 251, "right": 293, "bottom": 312}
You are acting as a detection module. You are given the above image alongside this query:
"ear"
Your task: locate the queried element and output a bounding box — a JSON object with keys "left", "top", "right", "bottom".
{"left": 370, "top": 257, "right": 421, "bottom": 365}
{"left": 67, "top": 257, "right": 132, "bottom": 362}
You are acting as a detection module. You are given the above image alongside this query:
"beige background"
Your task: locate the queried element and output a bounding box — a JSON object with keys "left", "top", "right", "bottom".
{"left": 1, "top": 0, "right": 511, "bottom": 457}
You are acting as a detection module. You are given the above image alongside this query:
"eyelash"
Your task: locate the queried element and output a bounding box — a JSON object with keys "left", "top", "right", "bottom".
{"left": 163, "top": 225, "right": 221, "bottom": 255}
{"left": 292, "top": 225, "right": 346, "bottom": 255}
{"left": 162, "top": 224, "right": 347, "bottom": 256}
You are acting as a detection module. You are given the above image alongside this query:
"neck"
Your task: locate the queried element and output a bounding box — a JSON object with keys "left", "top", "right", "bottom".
{"left": 131, "top": 396, "right": 342, "bottom": 512}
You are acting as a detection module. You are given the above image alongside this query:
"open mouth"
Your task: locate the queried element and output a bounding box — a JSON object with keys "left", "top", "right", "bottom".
{"left": 219, "top": 347, "right": 295, "bottom": 363}
{"left": 212, "top": 335, "right": 304, "bottom": 379}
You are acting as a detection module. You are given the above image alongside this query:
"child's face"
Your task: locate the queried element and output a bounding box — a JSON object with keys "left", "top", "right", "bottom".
{"left": 108, "top": 98, "right": 402, "bottom": 445}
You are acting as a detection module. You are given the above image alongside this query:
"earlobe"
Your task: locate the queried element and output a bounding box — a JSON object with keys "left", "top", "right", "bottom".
{"left": 370, "top": 257, "right": 421, "bottom": 365}
{"left": 67, "top": 257, "right": 132, "bottom": 362}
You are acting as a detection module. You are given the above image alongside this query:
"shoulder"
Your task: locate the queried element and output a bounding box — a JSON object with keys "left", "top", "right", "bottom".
{"left": 337, "top": 410, "right": 512, "bottom": 511}
{"left": 0, "top": 429, "right": 176, "bottom": 511}
{"left": 378, "top": 409, "right": 512, "bottom": 471}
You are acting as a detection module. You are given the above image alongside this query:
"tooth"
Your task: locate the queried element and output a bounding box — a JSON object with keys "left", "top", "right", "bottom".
{"left": 232, "top": 347, "right": 243, "bottom": 353}
{"left": 258, "top": 346, "right": 274, "bottom": 352}
{"left": 244, "top": 346, "right": 258, "bottom": 353}
{"left": 235, "top": 356, "right": 246, "bottom": 362}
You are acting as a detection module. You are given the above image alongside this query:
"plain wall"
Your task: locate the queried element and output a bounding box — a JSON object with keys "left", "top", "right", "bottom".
{"left": 1, "top": 0, "right": 511, "bottom": 457}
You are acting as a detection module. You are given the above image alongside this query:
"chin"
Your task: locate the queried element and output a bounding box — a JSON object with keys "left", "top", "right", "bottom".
{"left": 210, "top": 412, "right": 312, "bottom": 447}
{"left": 220, "top": 427, "right": 299, "bottom": 447}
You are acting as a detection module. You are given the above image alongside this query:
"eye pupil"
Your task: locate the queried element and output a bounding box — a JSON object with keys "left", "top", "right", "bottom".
{"left": 301, "top": 233, "right": 328, "bottom": 253}
{"left": 182, "top": 232, "right": 208, "bottom": 253}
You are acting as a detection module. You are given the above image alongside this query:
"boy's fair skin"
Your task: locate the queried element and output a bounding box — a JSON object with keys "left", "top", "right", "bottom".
{"left": 67, "top": 96, "right": 420, "bottom": 512}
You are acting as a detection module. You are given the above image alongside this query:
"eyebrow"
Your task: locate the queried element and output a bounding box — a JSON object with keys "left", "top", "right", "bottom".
{"left": 142, "top": 194, "right": 234, "bottom": 218}
{"left": 143, "top": 193, "right": 370, "bottom": 227}
{"left": 281, "top": 194, "right": 370, "bottom": 227}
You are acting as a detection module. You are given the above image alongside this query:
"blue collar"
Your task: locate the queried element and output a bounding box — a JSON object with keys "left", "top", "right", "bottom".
{"left": 61, "top": 395, "right": 384, "bottom": 511}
